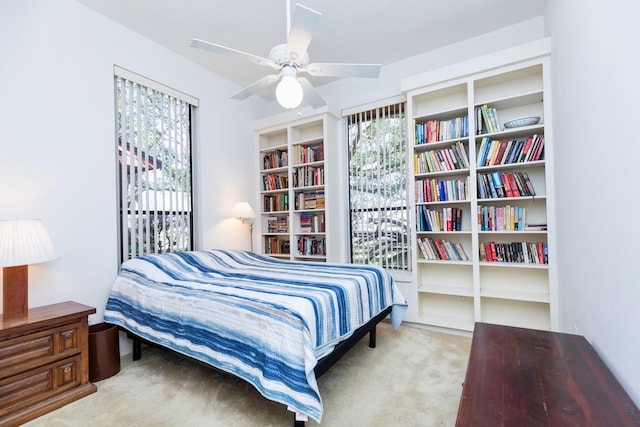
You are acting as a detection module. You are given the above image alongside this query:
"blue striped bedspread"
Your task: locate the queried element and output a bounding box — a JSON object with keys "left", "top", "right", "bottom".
{"left": 104, "top": 249, "right": 407, "bottom": 423}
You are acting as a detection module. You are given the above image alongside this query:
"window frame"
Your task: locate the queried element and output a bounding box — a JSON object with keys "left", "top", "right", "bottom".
{"left": 344, "top": 98, "right": 411, "bottom": 273}
{"left": 114, "top": 67, "right": 198, "bottom": 263}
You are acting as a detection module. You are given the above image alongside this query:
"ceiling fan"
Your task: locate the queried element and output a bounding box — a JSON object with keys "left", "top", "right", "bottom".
{"left": 190, "top": 2, "right": 381, "bottom": 109}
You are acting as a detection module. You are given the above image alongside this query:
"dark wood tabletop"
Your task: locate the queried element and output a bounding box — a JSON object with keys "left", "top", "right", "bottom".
{"left": 455, "top": 322, "right": 640, "bottom": 426}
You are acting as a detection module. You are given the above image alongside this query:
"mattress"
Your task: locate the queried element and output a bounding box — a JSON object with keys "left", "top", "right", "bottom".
{"left": 104, "top": 249, "right": 407, "bottom": 422}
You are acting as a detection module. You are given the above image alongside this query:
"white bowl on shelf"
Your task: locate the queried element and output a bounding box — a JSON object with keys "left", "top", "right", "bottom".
{"left": 503, "top": 116, "right": 541, "bottom": 129}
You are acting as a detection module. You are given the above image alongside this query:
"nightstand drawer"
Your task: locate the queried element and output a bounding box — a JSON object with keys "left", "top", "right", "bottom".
{"left": 58, "top": 326, "right": 79, "bottom": 352}
{"left": 0, "top": 321, "right": 82, "bottom": 378}
{"left": 0, "top": 354, "right": 82, "bottom": 418}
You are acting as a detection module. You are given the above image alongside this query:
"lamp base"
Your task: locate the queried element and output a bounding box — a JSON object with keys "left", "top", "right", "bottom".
{"left": 3, "top": 265, "right": 28, "bottom": 320}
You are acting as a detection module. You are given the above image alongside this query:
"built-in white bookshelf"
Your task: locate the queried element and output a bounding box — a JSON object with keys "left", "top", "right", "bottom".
{"left": 402, "top": 39, "right": 556, "bottom": 332}
{"left": 255, "top": 108, "right": 341, "bottom": 262}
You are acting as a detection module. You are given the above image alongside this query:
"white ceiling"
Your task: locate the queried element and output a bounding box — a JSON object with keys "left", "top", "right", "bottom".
{"left": 75, "top": 0, "right": 547, "bottom": 96}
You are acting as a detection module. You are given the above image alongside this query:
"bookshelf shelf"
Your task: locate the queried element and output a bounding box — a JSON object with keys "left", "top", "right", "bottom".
{"left": 404, "top": 43, "right": 555, "bottom": 332}
{"left": 256, "top": 110, "right": 339, "bottom": 263}
{"left": 419, "top": 284, "right": 474, "bottom": 297}
{"left": 479, "top": 261, "right": 549, "bottom": 269}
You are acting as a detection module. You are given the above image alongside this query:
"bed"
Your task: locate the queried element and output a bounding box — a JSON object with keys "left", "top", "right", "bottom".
{"left": 104, "top": 249, "right": 407, "bottom": 424}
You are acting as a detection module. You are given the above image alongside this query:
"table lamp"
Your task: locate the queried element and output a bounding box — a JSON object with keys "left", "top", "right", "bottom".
{"left": 231, "top": 202, "right": 256, "bottom": 251}
{"left": 0, "top": 219, "right": 58, "bottom": 320}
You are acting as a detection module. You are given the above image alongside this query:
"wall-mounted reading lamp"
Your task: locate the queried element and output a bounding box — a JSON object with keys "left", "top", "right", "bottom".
{"left": 231, "top": 202, "right": 256, "bottom": 251}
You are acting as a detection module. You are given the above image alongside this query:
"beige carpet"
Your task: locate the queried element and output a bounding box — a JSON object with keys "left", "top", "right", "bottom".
{"left": 25, "top": 323, "right": 470, "bottom": 427}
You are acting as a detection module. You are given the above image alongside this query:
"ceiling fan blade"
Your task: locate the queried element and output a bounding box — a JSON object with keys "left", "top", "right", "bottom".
{"left": 191, "top": 38, "right": 279, "bottom": 70}
{"left": 231, "top": 75, "right": 280, "bottom": 100}
{"left": 298, "top": 77, "right": 326, "bottom": 109}
{"left": 285, "top": 4, "right": 321, "bottom": 63}
{"left": 304, "top": 62, "right": 382, "bottom": 78}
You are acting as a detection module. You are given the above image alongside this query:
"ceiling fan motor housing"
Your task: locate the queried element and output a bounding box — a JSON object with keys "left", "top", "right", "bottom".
{"left": 269, "top": 43, "right": 310, "bottom": 68}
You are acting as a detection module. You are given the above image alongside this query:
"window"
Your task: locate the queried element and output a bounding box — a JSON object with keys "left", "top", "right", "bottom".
{"left": 346, "top": 101, "right": 410, "bottom": 270}
{"left": 114, "top": 67, "right": 197, "bottom": 263}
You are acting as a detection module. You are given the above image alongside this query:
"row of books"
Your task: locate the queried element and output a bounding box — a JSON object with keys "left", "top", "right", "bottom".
{"left": 297, "top": 236, "right": 326, "bottom": 256}
{"left": 477, "top": 205, "right": 525, "bottom": 231}
{"left": 477, "top": 135, "right": 544, "bottom": 167}
{"left": 292, "top": 165, "right": 324, "bottom": 188}
{"left": 262, "top": 173, "right": 288, "bottom": 191}
{"left": 480, "top": 241, "right": 548, "bottom": 264}
{"left": 475, "top": 104, "right": 500, "bottom": 134}
{"left": 414, "top": 116, "right": 469, "bottom": 145}
{"left": 266, "top": 216, "right": 288, "bottom": 233}
{"left": 262, "top": 149, "right": 288, "bottom": 170}
{"left": 295, "top": 191, "right": 325, "bottom": 210}
{"left": 416, "top": 206, "right": 463, "bottom": 232}
{"left": 299, "top": 212, "right": 325, "bottom": 233}
{"left": 417, "top": 237, "right": 469, "bottom": 261}
{"left": 264, "top": 237, "right": 290, "bottom": 255}
{"left": 263, "top": 193, "right": 289, "bottom": 212}
{"left": 294, "top": 143, "right": 324, "bottom": 164}
{"left": 478, "top": 171, "right": 536, "bottom": 199}
{"left": 413, "top": 141, "right": 470, "bottom": 174}
{"left": 415, "top": 177, "right": 469, "bottom": 203}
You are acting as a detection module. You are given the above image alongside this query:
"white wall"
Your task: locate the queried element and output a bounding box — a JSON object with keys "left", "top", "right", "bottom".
{"left": 548, "top": 0, "right": 640, "bottom": 405}
{"left": 0, "top": 0, "right": 260, "bottom": 322}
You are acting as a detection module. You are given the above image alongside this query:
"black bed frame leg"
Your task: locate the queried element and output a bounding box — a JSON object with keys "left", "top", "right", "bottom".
{"left": 293, "top": 413, "right": 306, "bottom": 427}
{"left": 133, "top": 337, "right": 142, "bottom": 361}
{"left": 369, "top": 325, "right": 377, "bottom": 348}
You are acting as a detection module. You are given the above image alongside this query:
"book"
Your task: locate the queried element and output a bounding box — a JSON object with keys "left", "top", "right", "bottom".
{"left": 505, "top": 139, "right": 523, "bottom": 164}
{"left": 486, "top": 139, "right": 500, "bottom": 166}
{"left": 516, "top": 137, "right": 533, "bottom": 162}
{"left": 529, "top": 136, "right": 545, "bottom": 161}
{"left": 500, "top": 140, "right": 514, "bottom": 164}
{"left": 479, "top": 105, "right": 494, "bottom": 133}
{"left": 476, "top": 137, "right": 490, "bottom": 166}
{"left": 454, "top": 242, "right": 469, "bottom": 261}
{"left": 520, "top": 172, "right": 536, "bottom": 196}
{"left": 488, "top": 107, "right": 500, "bottom": 132}
{"left": 433, "top": 239, "right": 448, "bottom": 260}
{"left": 491, "top": 172, "right": 505, "bottom": 198}
{"left": 423, "top": 238, "right": 438, "bottom": 259}
{"left": 507, "top": 173, "right": 520, "bottom": 197}
{"left": 416, "top": 238, "right": 429, "bottom": 259}
{"left": 502, "top": 172, "right": 514, "bottom": 197}
{"left": 492, "top": 140, "right": 509, "bottom": 165}
{"left": 442, "top": 148, "right": 456, "bottom": 170}
{"left": 511, "top": 172, "right": 528, "bottom": 196}
{"left": 444, "top": 240, "right": 460, "bottom": 260}
{"left": 456, "top": 141, "right": 470, "bottom": 167}
{"left": 524, "top": 223, "right": 547, "bottom": 231}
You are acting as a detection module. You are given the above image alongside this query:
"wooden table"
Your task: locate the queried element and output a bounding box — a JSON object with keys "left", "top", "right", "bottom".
{"left": 456, "top": 322, "right": 640, "bottom": 426}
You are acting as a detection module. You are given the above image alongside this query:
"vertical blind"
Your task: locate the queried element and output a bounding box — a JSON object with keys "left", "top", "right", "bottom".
{"left": 115, "top": 70, "right": 195, "bottom": 263}
{"left": 346, "top": 102, "right": 410, "bottom": 270}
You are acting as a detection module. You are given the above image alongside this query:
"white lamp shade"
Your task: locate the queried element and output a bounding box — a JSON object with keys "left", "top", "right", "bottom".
{"left": 231, "top": 202, "right": 256, "bottom": 219}
{"left": 0, "top": 219, "right": 58, "bottom": 267}
{"left": 276, "top": 75, "right": 303, "bottom": 109}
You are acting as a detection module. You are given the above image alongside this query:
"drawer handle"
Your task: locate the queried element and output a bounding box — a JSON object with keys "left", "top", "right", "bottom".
{"left": 64, "top": 367, "right": 71, "bottom": 374}
{"left": 65, "top": 333, "right": 72, "bottom": 340}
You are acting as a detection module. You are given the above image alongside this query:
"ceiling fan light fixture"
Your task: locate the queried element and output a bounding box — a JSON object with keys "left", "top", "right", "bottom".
{"left": 191, "top": 3, "right": 376, "bottom": 110}
{"left": 276, "top": 73, "right": 303, "bottom": 109}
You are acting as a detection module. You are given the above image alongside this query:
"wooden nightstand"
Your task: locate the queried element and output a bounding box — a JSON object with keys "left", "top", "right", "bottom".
{"left": 0, "top": 301, "right": 97, "bottom": 426}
